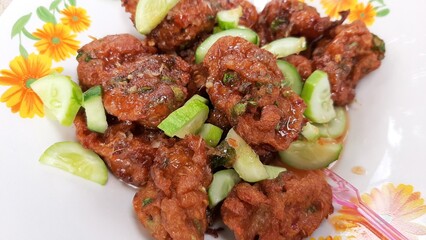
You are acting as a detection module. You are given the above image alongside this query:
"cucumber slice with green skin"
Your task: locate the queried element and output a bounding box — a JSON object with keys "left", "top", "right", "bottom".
{"left": 217, "top": 6, "right": 243, "bottom": 30}
{"left": 198, "top": 123, "right": 223, "bottom": 147}
{"left": 135, "top": 0, "right": 180, "bottom": 35}
{"left": 195, "top": 28, "right": 260, "bottom": 64}
{"left": 261, "top": 37, "right": 307, "bottom": 58}
{"left": 276, "top": 60, "right": 303, "bottom": 95}
{"left": 301, "top": 70, "right": 336, "bottom": 124}
{"left": 186, "top": 94, "right": 209, "bottom": 105}
{"left": 39, "top": 141, "right": 108, "bottom": 185}
{"left": 82, "top": 86, "right": 108, "bottom": 133}
{"left": 301, "top": 122, "right": 320, "bottom": 142}
{"left": 31, "top": 74, "right": 82, "bottom": 126}
{"left": 264, "top": 165, "right": 287, "bottom": 179}
{"left": 314, "top": 106, "right": 347, "bottom": 139}
{"left": 158, "top": 98, "right": 209, "bottom": 138}
{"left": 208, "top": 169, "right": 241, "bottom": 208}
{"left": 279, "top": 140, "right": 343, "bottom": 170}
{"left": 226, "top": 128, "right": 269, "bottom": 182}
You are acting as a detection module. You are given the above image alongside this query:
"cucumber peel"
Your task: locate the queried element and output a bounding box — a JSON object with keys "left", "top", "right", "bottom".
{"left": 82, "top": 85, "right": 108, "bottom": 134}
{"left": 135, "top": 0, "right": 180, "bottom": 35}
{"left": 277, "top": 60, "right": 303, "bottom": 95}
{"left": 198, "top": 123, "right": 223, "bottom": 147}
{"left": 262, "top": 37, "right": 307, "bottom": 58}
{"left": 279, "top": 140, "right": 342, "bottom": 170}
{"left": 195, "top": 28, "right": 260, "bottom": 64}
{"left": 39, "top": 141, "right": 108, "bottom": 185}
{"left": 226, "top": 128, "right": 269, "bottom": 182}
{"left": 217, "top": 6, "right": 243, "bottom": 30}
{"left": 31, "top": 74, "right": 82, "bottom": 126}
{"left": 301, "top": 70, "right": 336, "bottom": 123}
{"left": 158, "top": 95, "right": 209, "bottom": 138}
{"left": 208, "top": 169, "right": 241, "bottom": 208}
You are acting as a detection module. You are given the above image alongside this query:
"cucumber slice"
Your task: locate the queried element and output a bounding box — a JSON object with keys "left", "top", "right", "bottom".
{"left": 261, "top": 37, "right": 307, "bottom": 58}
{"left": 208, "top": 169, "right": 241, "bottom": 208}
{"left": 158, "top": 97, "right": 209, "bottom": 138}
{"left": 186, "top": 94, "right": 209, "bottom": 105}
{"left": 82, "top": 86, "right": 108, "bottom": 133}
{"left": 135, "top": 0, "right": 180, "bottom": 35}
{"left": 198, "top": 123, "right": 223, "bottom": 147}
{"left": 301, "top": 70, "right": 336, "bottom": 123}
{"left": 276, "top": 60, "right": 303, "bottom": 95}
{"left": 264, "top": 165, "right": 287, "bottom": 179}
{"left": 314, "top": 106, "right": 347, "bottom": 139}
{"left": 195, "top": 28, "right": 260, "bottom": 64}
{"left": 217, "top": 6, "right": 243, "bottom": 30}
{"left": 301, "top": 122, "right": 320, "bottom": 142}
{"left": 226, "top": 128, "right": 269, "bottom": 182}
{"left": 279, "top": 140, "right": 343, "bottom": 170}
{"left": 39, "top": 141, "right": 108, "bottom": 185}
{"left": 31, "top": 74, "right": 82, "bottom": 126}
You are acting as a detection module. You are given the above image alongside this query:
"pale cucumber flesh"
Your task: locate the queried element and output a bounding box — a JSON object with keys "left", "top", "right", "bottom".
{"left": 208, "top": 169, "right": 241, "bottom": 208}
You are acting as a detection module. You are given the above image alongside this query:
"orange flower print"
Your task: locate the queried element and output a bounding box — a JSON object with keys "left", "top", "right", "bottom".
{"left": 60, "top": 6, "right": 91, "bottom": 33}
{"left": 331, "top": 183, "right": 426, "bottom": 239}
{"left": 349, "top": 2, "right": 376, "bottom": 26}
{"left": 0, "top": 54, "right": 62, "bottom": 118}
{"left": 33, "top": 23, "right": 80, "bottom": 62}
{"left": 320, "top": 0, "right": 357, "bottom": 18}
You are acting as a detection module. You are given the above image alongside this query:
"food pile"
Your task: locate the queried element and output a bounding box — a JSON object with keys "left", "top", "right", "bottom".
{"left": 32, "top": 0, "right": 386, "bottom": 239}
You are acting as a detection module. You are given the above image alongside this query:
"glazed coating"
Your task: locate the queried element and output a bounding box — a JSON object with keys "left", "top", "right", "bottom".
{"left": 204, "top": 36, "right": 305, "bottom": 153}
{"left": 102, "top": 54, "right": 191, "bottom": 128}
{"left": 122, "top": 0, "right": 258, "bottom": 52}
{"left": 133, "top": 136, "right": 212, "bottom": 240}
{"left": 255, "top": 0, "right": 333, "bottom": 45}
{"left": 77, "top": 34, "right": 156, "bottom": 90}
{"left": 221, "top": 170, "right": 333, "bottom": 240}
{"left": 312, "top": 20, "right": 384, "bottom": 105}
{"left": 74, "top": 112, "right": 174, "bottom": 187}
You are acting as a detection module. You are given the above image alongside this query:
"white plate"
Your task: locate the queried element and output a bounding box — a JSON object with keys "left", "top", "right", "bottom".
{"left": 0, "top": 0, "right": 425, "bottom": 239}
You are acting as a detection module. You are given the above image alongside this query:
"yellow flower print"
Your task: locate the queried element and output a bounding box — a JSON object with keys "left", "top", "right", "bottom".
{"left": 331, "top": 183, "right": 426, "bottom": 239}
{"left": 33, "top": 23, "right": 80, "bottom": 62}
{"left": 349, "top": 2, "right": 376, "bottom": 26}
{"left": 0, "top": 54, "right": 62, "bottom": 118}
{"left": 320, "top": 0, "right": 357, "bottom": 18}
{"left": 60, "top": 6, "right": 91, "bottom": 33}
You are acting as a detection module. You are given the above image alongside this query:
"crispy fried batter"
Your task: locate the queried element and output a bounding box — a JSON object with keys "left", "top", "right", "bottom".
{"left": 221, "top": 170, "right": 333, "bottom": 240}
{"left": 255, "top": 0, "right": 333, "bottom": 45}
{"left": 102, "top": 54, "right": 191, "bottom": 128}
{"left": 312, "top": 20, "right": 384, "bottom": 105}
{"left": 77, "top": 34, "right": 156, "bottom": 90}
{"left": 74, "top": 112, "right": 174, "bottom": 187}
{"left": 133, "top": 136, "right": 212, "bottom": 240}
{"left": 204, "top": 36, "right": 305, "bottom": 153}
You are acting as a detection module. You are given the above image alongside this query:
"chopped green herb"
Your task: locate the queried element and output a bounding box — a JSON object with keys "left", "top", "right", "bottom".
{"left": 85, "top": 55, "right": 92, "bottom": 62}
{"left": 222, "top": 72, "right": 238, "bottom": 85}
{"left": 232, "top": 102, "right": 247, "bottom": 117}
{"left": 143, "top": 198, "right": 154, "bottom": 206}
{"left": 271, "top": 18, "right": 287, "bottom": 31}
{"left": 161, "top": 75, "right": 175, "bottom": 83}
{"left": 171, "top": 86, "right": 185, "bottom": 101}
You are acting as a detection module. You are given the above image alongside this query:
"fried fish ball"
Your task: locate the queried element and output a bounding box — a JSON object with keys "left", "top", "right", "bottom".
{"left": 133, "top": 136, "right": 212, "bottom": 240}
{"left": 312, "top": 21, "right": 384, "bottom": 105}
{"left": 77, "top": 34, "right": 156, "bottom": 90}
{"left": 102, "top": 54, "right": 191, "bottom": 128}
{"left": 221, "top": 170, "right": 333, "bottom": 240}
{"left": 255, "top": 0, "right": 333, "bottom": 45}
{"left": 74, "top": 112, "right": 174, "bottom": 187}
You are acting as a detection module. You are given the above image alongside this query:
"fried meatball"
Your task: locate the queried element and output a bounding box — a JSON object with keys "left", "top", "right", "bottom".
{"left": 204, "top": 36, "right": 305, "bottom": 153}
{"left": 74, "top": 112, "right": 174, "bottom": 187}
{"left": 133, "top": 136, "right": 212, "bottom": 240}
{"left": 102, "top": 54, "right": 191, "bottom": 128}
{"left": 284, "top": 55, "right": 313, "bottom": 81}
{"left": 77, "top": 34, "right": 156, "bottom": 90}
{"left": 312, "top": 20, "right": 384, "bottom": 105}
{"left": 221, "top": 170, "right": 333, "bottom": 240}
{"left": 255, "top": 0, "right": 333, "bottom": 45}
